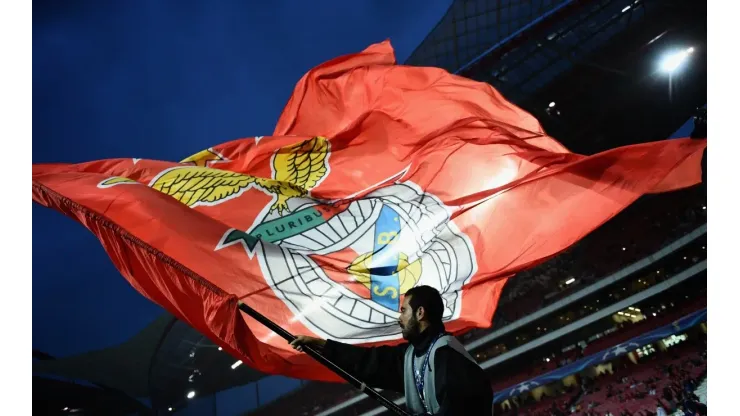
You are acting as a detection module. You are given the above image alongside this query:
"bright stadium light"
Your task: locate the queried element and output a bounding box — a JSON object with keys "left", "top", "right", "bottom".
{"left": 168, "top": 408, "right": 173, "bottom": 412}
{"left": 187, "top": 391, "right": 196, "bottom": 399}
{"left": 549, "top": 101, "right": 556, "bottom": 108}
{"left": 565, "top": 278, "right": 575, "bottom": 285}
{"left": 659, "top": 47, "right": 694, "bottom": 73}
{"left": 622, "top": 5, "right": 631, "bottom": 12}
{"left": 231, "top": 360, "right": 243, "bottom": 369}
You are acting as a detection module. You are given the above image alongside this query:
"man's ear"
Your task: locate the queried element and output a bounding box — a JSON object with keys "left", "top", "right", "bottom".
{"left": 416, "top": 306, "right": 425, "bottom": 321}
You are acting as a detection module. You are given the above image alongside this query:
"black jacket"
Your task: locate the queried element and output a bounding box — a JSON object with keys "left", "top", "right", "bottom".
{"left": 322, "top": 326, "right": 493, "bottom": 415}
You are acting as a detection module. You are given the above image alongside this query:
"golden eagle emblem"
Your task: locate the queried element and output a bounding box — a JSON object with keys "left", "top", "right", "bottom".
{"left": 99, "top": 136, "right": 329, "bottom": 215}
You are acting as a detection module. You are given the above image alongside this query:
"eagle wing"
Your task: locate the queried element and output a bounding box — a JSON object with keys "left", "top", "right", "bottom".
{"left": 150, "top": 167, "right": 257, "bottom": 207}
{"left": 179, "top": 148, "right": 225, "bottom": 167}
{"left": 272, "top": 136, "right": 329, "bottom": 193}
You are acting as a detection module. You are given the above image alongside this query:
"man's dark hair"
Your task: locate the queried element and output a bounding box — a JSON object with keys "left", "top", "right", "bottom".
{"left": 405, "top": 285, "right": 444, "bottom": 324}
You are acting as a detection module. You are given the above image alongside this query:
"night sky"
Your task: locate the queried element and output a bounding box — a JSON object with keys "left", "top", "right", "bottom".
{"left": 32, "top": 0, "right": 453, "bottom": 359}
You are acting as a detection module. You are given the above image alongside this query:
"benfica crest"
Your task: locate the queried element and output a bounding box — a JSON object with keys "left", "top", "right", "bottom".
{"left": 98, "top": 136, "right": 478, "bottom": 342}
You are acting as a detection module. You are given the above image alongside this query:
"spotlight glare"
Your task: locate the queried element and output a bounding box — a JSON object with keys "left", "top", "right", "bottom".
{"left": 231, "top": 360, "right": 243, "bottom": 369}
{"left": 659, "top": 47, "right": 694, "bottom": 73}
{"left": 187, "top": 391, "right": 196, "bottom": 399}
{"left": 622, "top": 5, "right": 631, "bottom": 12}
{"left": 549, "top": 101, "right": 556, "bottom": 108}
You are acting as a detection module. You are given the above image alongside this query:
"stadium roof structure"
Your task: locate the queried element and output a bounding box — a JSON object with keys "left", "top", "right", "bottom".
{"left": 406, "top": 0, "right": 706, "bottom": 154}
{"left": 406, "top": 0, "right": 575, "bottom": 73}
{"left": 33, "top": 312, "right": 265, "bottom": 412}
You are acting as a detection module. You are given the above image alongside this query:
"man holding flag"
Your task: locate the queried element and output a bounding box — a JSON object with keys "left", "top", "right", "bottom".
{"left": 291, "top": 285, "right": 493, "bottom": 415}
{"left": 32, "top": 41, "right": 706, "bottom": 413}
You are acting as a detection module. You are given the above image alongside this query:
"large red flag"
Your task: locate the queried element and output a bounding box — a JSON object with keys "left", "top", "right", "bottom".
{"left": 32, "top": 41, "right": 705, "bottom": 381}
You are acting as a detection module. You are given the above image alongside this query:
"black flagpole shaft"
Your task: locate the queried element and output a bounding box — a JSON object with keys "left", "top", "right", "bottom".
{"left": 237, "top": 301, "right": 410, "bottom": 416}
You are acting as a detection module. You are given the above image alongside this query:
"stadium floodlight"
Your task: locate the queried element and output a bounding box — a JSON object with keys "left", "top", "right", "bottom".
{"left": 659, "top": 47, "right": 694, "bottom": 73}
{"left": 187, "top": 391, "right": 196, "bottom": 399}
{"left": 231, "top": 360, "right": 243, "bottom": 370}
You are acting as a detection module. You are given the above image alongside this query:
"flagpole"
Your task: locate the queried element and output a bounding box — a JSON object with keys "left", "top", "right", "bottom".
{"left": 237, "top": 301, "right": 411, "bottom": 416}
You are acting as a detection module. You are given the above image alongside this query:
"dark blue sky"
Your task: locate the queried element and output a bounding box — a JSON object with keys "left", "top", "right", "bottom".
{"left": 33, "top": 0, "right": 453, "bottom": 358}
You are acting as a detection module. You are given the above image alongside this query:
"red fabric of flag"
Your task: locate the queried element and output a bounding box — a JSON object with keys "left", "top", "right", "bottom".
{"left": 32, "top": 41, "right": 706, "bottom": 381}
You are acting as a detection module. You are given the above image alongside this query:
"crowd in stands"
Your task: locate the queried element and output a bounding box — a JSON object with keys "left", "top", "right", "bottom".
{"left": 498, "top": 333, "right": 707, "bottom": 416}
{"left": 486, "top": 292, "right": 705, "bottom": 398}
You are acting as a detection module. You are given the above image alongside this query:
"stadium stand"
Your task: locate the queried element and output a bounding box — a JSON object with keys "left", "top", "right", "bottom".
{"left": 498, "top": 333, "right": 707, "bottom": 416}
